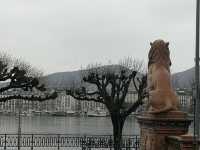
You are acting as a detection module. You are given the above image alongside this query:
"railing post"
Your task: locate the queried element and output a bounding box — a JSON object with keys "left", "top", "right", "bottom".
{"left": 126, "top": 138, "right": 130, "bottom": 150}
{"left": 31, "top": 134, "right": 34, "bottom": 150}
{"left": 109, "top": 135, "right": 112, "bottom": 150}
{"left": 88, "top": 137, "right": 91, "bottom": 150}
{"left": 4, "top": 134, "right": 6, "bottom": 150}
{"left": 57, "top": 134, "right": 60, "bottom": 150}
{"left": 81, "top": 135, "right": 86, "bottom": 150}
{"left": 136, "top": 136, "right": 139, "bottom": 150}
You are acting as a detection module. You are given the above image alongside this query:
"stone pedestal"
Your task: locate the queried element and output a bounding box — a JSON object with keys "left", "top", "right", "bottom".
{"left": 166, "top": 134, "right": 200, "bottom": 150}
{"left": 137, "top": 111, "right": 192, "bottom": 150}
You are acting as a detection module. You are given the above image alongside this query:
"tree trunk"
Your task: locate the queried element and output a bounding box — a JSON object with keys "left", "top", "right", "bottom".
{"left": 111, "top": 113, "right": 125, "bottom": 150}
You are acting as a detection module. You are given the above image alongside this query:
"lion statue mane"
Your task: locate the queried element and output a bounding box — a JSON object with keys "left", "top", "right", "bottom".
{"left": 147, "top": 39, "right": 179, "bottom": 114}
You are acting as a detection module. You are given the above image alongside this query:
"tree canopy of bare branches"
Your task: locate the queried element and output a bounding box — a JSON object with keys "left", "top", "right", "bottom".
{"left": 0, "top": 52, "right": 57, "bottom": 102}
{"left": 66, "top": 58, "right": 147, "bottom": 150}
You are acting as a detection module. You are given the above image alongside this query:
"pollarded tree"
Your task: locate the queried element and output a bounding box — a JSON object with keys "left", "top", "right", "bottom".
{"left": 0, "top": 52, "right": 57, "bottom": 102}
{"left": 66, "top": 58, "right": 147, "bottom": 150}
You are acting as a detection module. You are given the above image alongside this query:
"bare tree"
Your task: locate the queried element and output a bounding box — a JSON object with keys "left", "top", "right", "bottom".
{"left": 0, "top": 52, "right": 57, "bottom": 102}
{"left": 119, "top": 56, "right": 145, "bottom": 72}
{"left": 66, "top": 58, "right": 147, "bottom": 150}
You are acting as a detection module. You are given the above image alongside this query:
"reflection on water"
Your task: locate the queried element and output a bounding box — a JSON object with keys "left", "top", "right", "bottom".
{"left": 0, "top": 115, "right": 140, "bottom": 135}
{"left": 0, "top": 115, "right": 194, "bottom": 135}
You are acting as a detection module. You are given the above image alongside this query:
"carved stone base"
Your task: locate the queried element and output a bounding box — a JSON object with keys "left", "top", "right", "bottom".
{"left": 137, "top": 111, "right": 192, "bottom": 150}
{"left": 166, "top": 134, "right": 200, "bottom": 150}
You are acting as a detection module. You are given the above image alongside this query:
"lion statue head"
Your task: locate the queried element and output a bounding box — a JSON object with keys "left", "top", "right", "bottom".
{"left": 148, "top": 39, "right": 171, "bottom": 71}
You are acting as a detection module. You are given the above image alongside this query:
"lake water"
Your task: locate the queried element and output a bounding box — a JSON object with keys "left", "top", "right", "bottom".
{"left": 0, "top": 115, "right": 194, "bottom": 150}
{"left": 0, "top": 115, "right": 140, "bottom": 135}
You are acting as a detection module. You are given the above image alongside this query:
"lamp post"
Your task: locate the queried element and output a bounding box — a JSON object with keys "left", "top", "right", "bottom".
{"left": 194, "top": 0, "right": 200, "bottom": 148}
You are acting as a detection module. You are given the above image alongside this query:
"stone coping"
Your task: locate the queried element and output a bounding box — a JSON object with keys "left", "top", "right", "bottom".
{"left": 167, "top": 134, "right": 200, "bottom": 143}
{"left": 137, "top": 111, "right": 192, "bottom": 121}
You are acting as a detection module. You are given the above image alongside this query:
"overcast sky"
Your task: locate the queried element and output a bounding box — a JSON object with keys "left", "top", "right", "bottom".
{"left": 0, "top": 0, "right": 197, "bottom": 74}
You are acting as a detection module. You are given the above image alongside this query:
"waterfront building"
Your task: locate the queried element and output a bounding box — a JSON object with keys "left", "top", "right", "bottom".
{"left": 176, "top": 89, "right": 193, "bottom": 113}
{"left": 0, "top": 88, "right": 193, "bottom": 115}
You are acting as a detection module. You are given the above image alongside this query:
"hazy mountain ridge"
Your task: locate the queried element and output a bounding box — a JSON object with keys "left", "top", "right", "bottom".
{"left": 44, "top": 66, "right": 196, "bottom": 90}
{"left": 171, "top": 67, "right": 195, "bottom": 89}
{"left": 0, "top": 66, "right": 194, "bottom": 90}
{"left": 44, "top": 65, "right": 141, "bottom": 89}
{"left": 44, "top": 70, "right": 82, "bottom": 89}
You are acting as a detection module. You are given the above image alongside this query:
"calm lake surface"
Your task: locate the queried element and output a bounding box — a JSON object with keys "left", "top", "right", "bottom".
{"left": 0, "top": 115, "right": 140, "bottom": 135}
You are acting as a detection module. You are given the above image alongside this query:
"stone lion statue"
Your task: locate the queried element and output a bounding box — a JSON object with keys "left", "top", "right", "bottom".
{"left": 147, "top": 39, "right": 179, "bottom": 114}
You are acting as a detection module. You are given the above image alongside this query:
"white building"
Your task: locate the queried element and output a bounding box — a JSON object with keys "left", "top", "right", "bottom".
{"left": 0, "top": 89, "right": 194, "bottom": 114}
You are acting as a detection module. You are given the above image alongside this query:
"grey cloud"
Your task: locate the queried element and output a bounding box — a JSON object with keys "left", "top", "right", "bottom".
{"left": 0, "top": 0, "right": 196, "bottom": 74}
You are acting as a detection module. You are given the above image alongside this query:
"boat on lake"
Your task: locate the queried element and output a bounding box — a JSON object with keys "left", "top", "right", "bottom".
{"left": 51, "top": 110, "right": 77, "bottom": 116}
{"left": 32, "top": 110, "right": 42, "bottom": 116}
{"left": 87, "top": 110, "right": 107, "bottom": 117}
{"left": 66, "top": 110, "right": 76, "bottom": 116}
{"left": 51, "top": 111, "right": 67, "bottom": 116}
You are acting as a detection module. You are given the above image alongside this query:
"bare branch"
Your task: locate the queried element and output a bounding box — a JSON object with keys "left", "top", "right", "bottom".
{"left": 66, "top": 88, "right": 105, "bottom": 104}
{"left": 124, "top": 75, "right": 147, "bottom": 117}
{"left": 119, "top": 57, "right": 145, "bottom": 73}
{"left": 119, "top": 71, "right": 137, "bottom": 105}
{"left": 123, "top": 100, "right": 144, "bottom": 117}
{"left": 0, "top": 52, "right": 57, "bottom": 102}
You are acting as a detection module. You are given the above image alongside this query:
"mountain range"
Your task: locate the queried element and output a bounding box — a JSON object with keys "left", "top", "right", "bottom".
{"left": 44, "top": 66, "right": 196, "bottom": 90}
{"left": 171, "top": 67, "right": 195, "bottom": 89}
